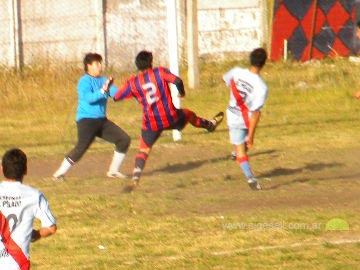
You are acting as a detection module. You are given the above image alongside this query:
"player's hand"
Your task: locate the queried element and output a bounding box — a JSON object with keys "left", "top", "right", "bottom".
{"left": 353, "top": 90, "right": 360, "bottom": 99}
{"left": 102, "top": 76, "right": 114, "bottom": 93}
{"left": 246, "top": 137, "right": 254, "bottom": 149}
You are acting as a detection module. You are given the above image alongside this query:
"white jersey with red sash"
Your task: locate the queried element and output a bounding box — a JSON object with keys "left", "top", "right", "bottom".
{"left": 223, "top": 67, "right": 268, "bottom": 129}
{"left": 0, "top": 181, "right": 56, "bottom": 270}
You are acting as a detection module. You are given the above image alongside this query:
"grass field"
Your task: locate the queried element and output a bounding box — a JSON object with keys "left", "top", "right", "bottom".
{"left": 1, "top": 57, "right": 360, "bottom": 269}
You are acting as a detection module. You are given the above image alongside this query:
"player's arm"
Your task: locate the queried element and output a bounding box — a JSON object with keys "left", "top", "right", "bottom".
{"left": 247, "top": 84, "right": 268, "bottom": 148}
{"left": 31, "top": 225, "right": 57, "bottom": 243}
{"left": 101, "top": 76, "right": 114, "bottom": 94}
{"left": 113, "top": 81, "right": 133, "bottom": 101}
{"left": 353, "top": 90, "right": 360, "bottom": 99}
{"left": 162, "top": 67, "right": 185, "bottom": 97}
{"left": 223, "top": 68, "right": 237, "bottom": 86}
{"left": 173, "top": 77, "right": 185, "bottom": 97}
{"left": 246, "top": 110, "right": 261, "bottom": 148}
{"left": 32, "top": 193, "right": 57, "bottom": 243}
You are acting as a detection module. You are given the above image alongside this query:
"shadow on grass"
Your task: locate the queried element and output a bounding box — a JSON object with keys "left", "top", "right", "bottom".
{"left": 259, "top": 162, "right": 343, "bottom": 190}
{"left": 250, "top": 149, "right": 277, "bottom": 158}
{"left": 261, "top": 117, "right": 360, "bottom": 129}
{"left": 147, "top": 155, "right": 230, "bottom": 174}
{"left": 146, "top": 149, "right": 278, "bottom": 175}
{"left": 181, "top": 126, "right": 229, "bottom": 136}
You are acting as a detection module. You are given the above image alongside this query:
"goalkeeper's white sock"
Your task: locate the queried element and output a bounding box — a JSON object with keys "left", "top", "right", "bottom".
{"left": 53, "top": 158, "right": 72, "bottom": 177}
{"left": 108, "top": 151, "right": 126, "bottom": 173}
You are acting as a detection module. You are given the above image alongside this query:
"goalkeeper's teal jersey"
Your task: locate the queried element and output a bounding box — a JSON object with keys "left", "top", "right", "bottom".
{"left": 76, "top": 74, "right": 118, "bottom": 121}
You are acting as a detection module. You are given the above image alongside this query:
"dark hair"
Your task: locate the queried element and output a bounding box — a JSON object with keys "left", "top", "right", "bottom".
{"left": 357, "top": 21, "right": 360, "bottom": 28}
{"left": 2, "top": 148, "right": 27, "bottom": 180}
{"left": 135, "top": 51, "right": 153, "bottom": 70}
{"left": 250, "top": 48, "right": 267, "bottom": 68}
{"left": 83, "top": 53, "right": 102, "bottom": 72}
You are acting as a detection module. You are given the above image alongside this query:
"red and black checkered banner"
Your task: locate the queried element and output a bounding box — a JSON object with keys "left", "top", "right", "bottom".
{"left": 271, "top": 0, "right": 357, "bottom": 61}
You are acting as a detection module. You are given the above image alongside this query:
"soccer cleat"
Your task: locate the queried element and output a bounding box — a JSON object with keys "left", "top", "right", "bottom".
{"left": 107, "top": 171, "right": 128, "bottom": 179}
{"left": 52, "top": 174, "right": 65, "bottom": 181}
{"left": 247, "top": 177, "right": 262, "bottom": 190}
{"left": 122, "top": 177, "right": 140, "bottom": 193}
{"left": 207, "top": 112, "right": 224, "bottom": 132}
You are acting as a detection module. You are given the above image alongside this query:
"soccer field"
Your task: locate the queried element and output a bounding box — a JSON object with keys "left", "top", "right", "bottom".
{"left": 1, "top": 58, "right": 360, "bottom": 269}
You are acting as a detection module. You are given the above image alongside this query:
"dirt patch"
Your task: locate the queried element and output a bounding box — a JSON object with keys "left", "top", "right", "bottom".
{"left": 25, "top": 144, "right": 360, "bottom": 215}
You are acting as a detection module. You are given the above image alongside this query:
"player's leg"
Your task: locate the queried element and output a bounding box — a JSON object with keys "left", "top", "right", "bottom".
{"left": 181, "top": 109, "right": 224, "bottom": 132}
{"left": 235, "top": 143, "right": 252, "bottom": 179}
{"left": 133, "top": 130, "right": 161, "bottom": 180}
{"left": 231, "top": 142, "right": 247, "bottom": 160}
{"left": 100, "top": 120, "right": 131, "bottom": 178}
{"left": 53, "top": 119, "right": 100, "bottom": 179}
{"left": 124, "top": 129, "right": 161, "bottom": 192}
{"left": 231, "top": 128, "right": 261, "bottom": 190}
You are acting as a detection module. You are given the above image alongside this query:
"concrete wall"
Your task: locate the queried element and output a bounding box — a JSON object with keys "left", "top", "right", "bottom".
{"left": 0, "top": 0, "right": 265, "bottom": 69}
{"left": 20, "top": 0, "right": 100, "bottom": 64}
{"left": 198, "top": 0, "right": 265, "bottom": 55}
{"left": 0, "top": 1, "right": 11, "bottom": 66}
{"left": 106, "top": 0, "right": 169, "bottom": 69}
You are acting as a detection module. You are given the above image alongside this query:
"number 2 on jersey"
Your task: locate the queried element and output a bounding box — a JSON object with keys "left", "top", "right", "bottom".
{"left": 142, "top": 82, "right": 159, "bottom": 105}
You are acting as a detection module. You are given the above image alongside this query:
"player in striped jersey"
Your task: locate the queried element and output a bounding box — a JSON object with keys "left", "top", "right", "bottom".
{"left": 112, "top": 51, "right": 224, "bottom": 191}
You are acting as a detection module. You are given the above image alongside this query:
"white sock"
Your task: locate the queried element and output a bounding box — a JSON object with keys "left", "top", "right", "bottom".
{"left": 53, "top": 158, "right": 72, "bottom": 177}
{"left": 108, "top": 151, "right": 126, "bottom": 173}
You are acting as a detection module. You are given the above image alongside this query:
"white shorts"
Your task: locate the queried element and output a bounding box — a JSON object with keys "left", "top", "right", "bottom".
{"left": 229, "top": 127, "right": 248, "bottom": 145}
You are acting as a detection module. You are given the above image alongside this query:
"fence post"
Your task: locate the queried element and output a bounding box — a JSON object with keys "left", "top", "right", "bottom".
{"left": 94, "top": 0, "right": 107, "bottom": 66}
{"left": 8, "top": 0, "right": 23, "bottom": 70}
{"left": 186, "top": 0, "right": 199, "bottom": 89}
{"left": 267, "top": 0, "right": 274, "bottom": 59}
{"left": 262, "top": 0, "right": 269, "bottom": 49}
{"left": 167, "top": 0, "right": 182, "bottom": 141}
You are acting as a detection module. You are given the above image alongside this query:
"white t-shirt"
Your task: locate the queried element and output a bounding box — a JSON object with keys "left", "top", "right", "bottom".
{"left": 0, "top": 181, "right": 56, "bottom": 270}
{"left": 223, "top": 67, "right": 268, "bottom": 129}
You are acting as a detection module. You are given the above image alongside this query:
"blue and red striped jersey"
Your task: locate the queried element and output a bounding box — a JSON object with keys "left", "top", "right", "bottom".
{"left": 114, "top": 67, "right": 181, "bottom": 131}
